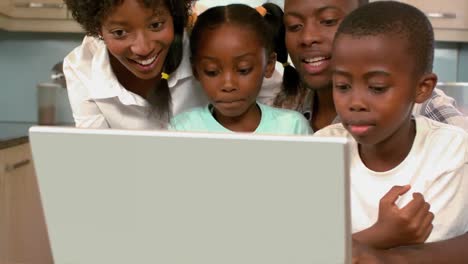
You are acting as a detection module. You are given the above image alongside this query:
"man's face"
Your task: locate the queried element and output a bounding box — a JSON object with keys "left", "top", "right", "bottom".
{"left": 284, "top": 0, "right": 358, "bottom": 90}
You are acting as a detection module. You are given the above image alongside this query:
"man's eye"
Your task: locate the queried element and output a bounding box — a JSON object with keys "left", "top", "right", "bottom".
{"left": 286, "top": 24, "right": 303, "bottom": 32}
{"left": 321, "top": 19, "right": 339, "bottom": 26}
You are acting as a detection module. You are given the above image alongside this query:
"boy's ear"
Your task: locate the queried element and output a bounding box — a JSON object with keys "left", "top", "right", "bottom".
{"left": 415, "top": 73, "right": 437, "bottom": 104}
{"left": 264, "top": 52, "right": 277, "bottom": 78}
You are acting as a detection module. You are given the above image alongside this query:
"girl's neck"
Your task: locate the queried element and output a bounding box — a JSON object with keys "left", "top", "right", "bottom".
{"left": 110, "top": 54, "right": 159, "bottom": 99}
{"left": 213, "top": 103, "right": 261, "bottom": 132}
{"left": 359, "top": 118, "right": 416, "bottom": 172}
{"left": 311, "top": 87, "right": 336, "bottom": 131}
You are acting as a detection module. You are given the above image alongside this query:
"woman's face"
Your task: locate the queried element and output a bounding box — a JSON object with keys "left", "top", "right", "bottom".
{"left": 100, "top": 0, "right": 174, "bottom": 80}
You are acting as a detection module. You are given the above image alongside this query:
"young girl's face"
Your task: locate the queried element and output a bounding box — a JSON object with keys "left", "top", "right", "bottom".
{"left": 192, "top": 23, "right": 276, "bottom": 118}
{"left": 100, "top": 0, "right": 174, "bottom": 80}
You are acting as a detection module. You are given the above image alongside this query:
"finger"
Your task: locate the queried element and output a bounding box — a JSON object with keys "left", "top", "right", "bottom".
{"left": 419, "top": 211, "right": 435, "bottom": 236}
{"left": 421, "top": 223, "right": 434, "bottom": 242}
{"left": 401, "top": 192, "right": 426, "bottom": 215}
{"left": 413, "top": 201, "right": 431, "bottom": 223}
{"left": 380, "top": 185, "right": 411, "bottom": 205}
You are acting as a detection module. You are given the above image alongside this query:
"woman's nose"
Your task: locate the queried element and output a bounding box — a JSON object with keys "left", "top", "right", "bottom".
{"left": 130, "top": 32, "right": 155, "bottom": 57}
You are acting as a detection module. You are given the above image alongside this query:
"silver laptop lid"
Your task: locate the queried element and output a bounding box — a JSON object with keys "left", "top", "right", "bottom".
{"left": 30, "top": 126, "right": 350, "bottom": 264}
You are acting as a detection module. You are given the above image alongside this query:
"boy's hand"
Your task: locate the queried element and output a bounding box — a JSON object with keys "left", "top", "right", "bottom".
{"left": 372, "top": 185, "right": 434, "bottom": 249}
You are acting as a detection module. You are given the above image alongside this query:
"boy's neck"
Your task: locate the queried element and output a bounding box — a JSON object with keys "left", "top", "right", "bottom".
{"left": 311, "top": 87, "right": 337, "bottom": 131}
{"left": 358, "top": 118, "right": 416, "bottom": 172}
{"left": 213, "top": 103, "right": 261, "bottom": 133}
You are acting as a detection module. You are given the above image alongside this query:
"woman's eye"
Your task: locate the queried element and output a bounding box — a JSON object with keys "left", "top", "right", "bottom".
{"left": 369, "top": 86, "right": 388, "bottom": 94}
{"left": 149, "top": 21, "right": 164, "bottom": 30}
{"left": 111, "top": 30, "right": 127, "bottom": 38}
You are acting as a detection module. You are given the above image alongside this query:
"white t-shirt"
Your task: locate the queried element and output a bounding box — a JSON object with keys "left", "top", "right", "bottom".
{"left": 63, "top": 34, "right": 282, "bottom": 129}
{"left": 315, "top": 116, "right": 468, "bottom": 242}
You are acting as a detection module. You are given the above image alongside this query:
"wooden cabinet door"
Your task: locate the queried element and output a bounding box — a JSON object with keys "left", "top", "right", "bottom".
{"left": 0, "top": 143, "right": 53, "bottom": 264}
{"left": 396, "top": 0, "right": 468, "bottom": 30}
{"left": 1, "top": 0, "right": 67, "bottom": 19}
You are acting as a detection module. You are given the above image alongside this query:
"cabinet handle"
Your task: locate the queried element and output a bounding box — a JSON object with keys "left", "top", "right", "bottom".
{"left": 4, "top": 159, "right": 31, "bottom": 173}
{"left": 426, "top": 12, "right": 456, "bottom": 19}
{"left": 14, "top": 2, "right": 65, "bottom": 9}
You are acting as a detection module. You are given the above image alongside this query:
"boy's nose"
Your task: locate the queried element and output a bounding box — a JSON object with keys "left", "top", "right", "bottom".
{"left": 349, "top": 91, "right": 369, "bottom": 112}
{"left": 130, "top": 32, "right": 155, "bottom": 57}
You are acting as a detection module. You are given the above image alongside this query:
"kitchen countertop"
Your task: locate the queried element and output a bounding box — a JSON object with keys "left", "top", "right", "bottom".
{"left": 0, "top": 122, "right": 36, "bottom": 149}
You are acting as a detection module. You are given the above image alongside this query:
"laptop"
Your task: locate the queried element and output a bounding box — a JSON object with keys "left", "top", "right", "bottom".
{"left": 29, "top": 126, "right": 351, "bottom": 264}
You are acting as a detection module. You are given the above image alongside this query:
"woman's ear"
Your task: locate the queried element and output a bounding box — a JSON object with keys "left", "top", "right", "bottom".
{"left": 415, "top": 73, "right": 437, "bottom": 104}
{"left": 264, "top": 52, "right": 277, "bottom": 78}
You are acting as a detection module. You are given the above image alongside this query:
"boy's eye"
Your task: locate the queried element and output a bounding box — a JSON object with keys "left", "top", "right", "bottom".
{"left": 238, "top": 68, "right": 252, "bottom": 75}
{"left": 111, "top": 29, "right": 127, "bottom": 38}
{"left": 369, "top": 86, "right": 388, "bottom": 94}
{"left": 320, "top": 18, "right": 339, "bottom": 26}
{"left": 149, "top": 21, "right": 164, "bottom": 31}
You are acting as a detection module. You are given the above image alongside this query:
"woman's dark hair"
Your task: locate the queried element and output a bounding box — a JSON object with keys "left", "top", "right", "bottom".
{"left": 64, "top": 0, "right": 196, "bottom": 123}
{"left": 189, "top": 3, "right": 297, "bottom": 95}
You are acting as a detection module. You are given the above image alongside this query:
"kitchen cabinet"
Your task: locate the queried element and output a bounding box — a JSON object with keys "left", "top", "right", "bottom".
{"left": 371, "top": 0, "right": 468, "bottom": 42}
{"left": 0, "top": 0, "right": 82, "bottom": 32}
{"left": 0, "top": 141, "right": 53, "bottom": 264}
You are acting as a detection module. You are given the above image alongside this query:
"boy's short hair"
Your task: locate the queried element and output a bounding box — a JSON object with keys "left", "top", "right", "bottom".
{"left": 336, "top": 1, "right": 434, "bottom": 75}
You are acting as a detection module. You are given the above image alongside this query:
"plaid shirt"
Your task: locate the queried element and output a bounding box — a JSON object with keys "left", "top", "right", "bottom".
{"left": 274, "top": 87, "right": 468, "bottom": 132}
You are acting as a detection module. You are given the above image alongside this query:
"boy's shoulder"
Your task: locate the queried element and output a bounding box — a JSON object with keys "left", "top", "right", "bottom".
{"left": 417, "top": 115, "right": 467, "bottom": 140}
{"left": 314, "top": 123, "right": 349, "bottom": 138}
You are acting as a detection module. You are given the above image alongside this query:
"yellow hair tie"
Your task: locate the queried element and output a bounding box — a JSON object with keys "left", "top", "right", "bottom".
{"left": 282, "top": 62, "right": 290, "bottom": 67}
{"left": 187, "top": 12, "right": 198, "bottom": 30}
{"left": 161, "top": 72, "right": 170, "bottom": 80}
{"left": 255, "top": 6, "right": 267, "bottom": 17}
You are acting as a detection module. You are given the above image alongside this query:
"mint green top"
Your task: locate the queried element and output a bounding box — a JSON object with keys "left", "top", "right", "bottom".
{"left": 170, "top": 103, "right": 312, "bottom": 135}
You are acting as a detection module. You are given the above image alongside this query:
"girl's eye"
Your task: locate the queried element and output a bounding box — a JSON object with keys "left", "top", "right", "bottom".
{"left": 369, "top": 86, "right": 388, "bottom": 94}
{"left": 334, "top": 84, "right": 351, "bottom": 92}
{"left": 238, "top": 68, "right": 252, "bottom": 75}
{"left": 149, "top": 21, "right": 164, "bottom": 31}
{"left": 286, "top": 24, "right": 303, "bottom": 32}
{"left": 204, "top": 70, "right": 218, "bottom": 77}
{"left": 321, "top": 18, "right": 339, "bottom": 26}
{"left": 111, "top": 29, "right": 127, "bottom": 38}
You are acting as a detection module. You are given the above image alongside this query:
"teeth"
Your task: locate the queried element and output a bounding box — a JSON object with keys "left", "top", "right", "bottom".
{"left": 135, "top": 56, "right": 156, "bottom": 66}
{"left": 304, "top": 57, "right": 327, "bottom": 63}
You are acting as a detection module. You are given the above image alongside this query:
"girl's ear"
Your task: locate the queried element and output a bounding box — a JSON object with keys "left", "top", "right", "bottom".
{"left": 191, "top": 57, "right": 200, "bottom": 80}
{"left": 415, "top": 73, "right": 437, "bottom": 103}
{"left": 264, "top": 52, "right": 277, "bottom": 78}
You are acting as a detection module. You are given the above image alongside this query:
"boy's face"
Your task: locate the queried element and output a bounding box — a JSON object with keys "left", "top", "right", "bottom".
{"left": 332, "top": 33, "right": 430, "bottom": 146}
{"left": 192, "top": 24, "right": 275, "bottom": 118}
{"left": 284, "top": 0, "right": 358, "bottom": 90}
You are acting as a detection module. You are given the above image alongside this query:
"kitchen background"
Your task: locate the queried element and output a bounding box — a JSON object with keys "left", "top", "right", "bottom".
{"left": 0, "top": 0, "right": 467, "bottom": 124}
